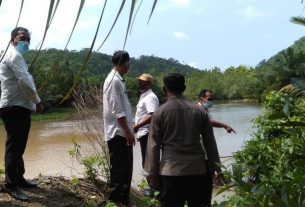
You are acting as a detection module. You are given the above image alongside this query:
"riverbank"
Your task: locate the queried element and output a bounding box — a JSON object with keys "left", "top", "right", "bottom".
{"left": 0, "top": 175, "right": 151, "bottom": 207}
{"left": 0, "top": 175, "right": 232, "bottom": 207}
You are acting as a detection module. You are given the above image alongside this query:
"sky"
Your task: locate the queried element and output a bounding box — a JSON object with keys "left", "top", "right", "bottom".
{"left": 0, "top": 0, "right": 305, "bottom": 70}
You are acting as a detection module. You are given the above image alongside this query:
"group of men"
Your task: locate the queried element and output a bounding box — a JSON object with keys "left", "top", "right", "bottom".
{"left": 103, "top": 50, "right": 235, "bottom": 207}
{"left": 0, "top": 26, "right": 234, "bottom": 206}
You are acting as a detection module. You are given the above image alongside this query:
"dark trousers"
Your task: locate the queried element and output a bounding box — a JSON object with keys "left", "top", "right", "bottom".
{"left": 107, "top": 135, "right": 133, "bottom": 204}
{"left": 1, "top": 106, "right": 31, "bottom": 188}
{"left": 139, "top": 134, "right": 148, "bottom": 168}
{"left": 160, "top": 174, "right": 212, "bottom": 207}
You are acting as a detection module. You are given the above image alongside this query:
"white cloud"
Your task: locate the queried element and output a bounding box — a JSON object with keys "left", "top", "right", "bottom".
{"left": 237, "top": 6, "right": 268, "bottom": 20}
{"left": 173, "top": 32, "right": 190, "bottom": 40}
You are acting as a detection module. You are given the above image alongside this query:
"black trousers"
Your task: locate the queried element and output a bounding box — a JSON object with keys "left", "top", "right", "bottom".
{"left": 160, "top": 174, "right": 212, "bottom": 207}
{"left": 139, "top": 133, "right": 148, "bottom": 169}
{"left": 1, "top": 106, "right": 31, "bottom": 188}
{"left": 107, "top": 135, "right": 133, "bottom": 204}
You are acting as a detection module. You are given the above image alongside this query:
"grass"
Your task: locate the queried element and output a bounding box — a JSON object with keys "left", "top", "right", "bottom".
{"left": 31, "top": 107, "right": 77, "bottom": 122}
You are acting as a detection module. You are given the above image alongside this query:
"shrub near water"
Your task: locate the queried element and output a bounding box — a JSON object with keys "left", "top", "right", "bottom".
{"left": 218, "top": 90, "right": 305, "bottom": 207}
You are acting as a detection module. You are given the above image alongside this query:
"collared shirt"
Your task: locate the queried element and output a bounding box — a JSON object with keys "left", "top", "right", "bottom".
{"left": 102, "top": 69, "right": 134, "bottom": 141}
{"left": 135, "top": 89, "right": 159, "bottom": 139}
{"left": 0, "top": 45, "right": 41, "bottom": 111}
{"left": 145, "top": 96, "right": 221, "bottom": 177}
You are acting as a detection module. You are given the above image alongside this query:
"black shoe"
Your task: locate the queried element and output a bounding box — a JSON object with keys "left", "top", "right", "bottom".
{"left": 18, "top": 179, "right": 38, "bottom": 188}
{"left": 6, "top": 186, "right": 29, "bottom": 201}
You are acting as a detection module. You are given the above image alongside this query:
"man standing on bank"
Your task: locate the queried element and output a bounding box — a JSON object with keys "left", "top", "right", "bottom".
{"left": 0, "top": 27, "right": 43, "bottom": 201}
{"left": 103, "top": 50, "right": 135, "bottom": 205}
{"left": 145, "top": 73, "right": 221, "bottom": 207}
{"left": 133, "top": 73, "right": 159, "bottom": 195}
{"left": 198, "top": 89, "right": 236, "bottom": 134}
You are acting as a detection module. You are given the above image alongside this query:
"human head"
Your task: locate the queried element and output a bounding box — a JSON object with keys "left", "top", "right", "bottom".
{"left": 198, "top": 89, "right": 214, "bottom": 109}
{"left": 137, "top": 73, "right": 153, "bottom": 93}
{"left": 10, "top": 27, "right": 31, "bottom": 54}
{"left": 11, "top": 27, "right": 31, "bottom": 44}
{"left": 112, "top": 50, "right": 130, "bottom": 76}
{"left": 163, "top": 73, "right": 185, "bottom": 96}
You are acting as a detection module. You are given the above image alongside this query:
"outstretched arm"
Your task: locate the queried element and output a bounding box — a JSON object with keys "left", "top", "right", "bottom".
{"left": 210, "top": 119, "right": 236, "bottom": 133}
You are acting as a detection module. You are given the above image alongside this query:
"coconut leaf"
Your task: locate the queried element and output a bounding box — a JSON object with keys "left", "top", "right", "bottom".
{"left": 30, "top": 0, "right": 57, "bottom": 68}
{"left": 123, "top": 0, "right": 136, "bottom": 49}
{"left": 97, "top": 0, "right": 126, "bottom": 51}
{"left": 129, "top": 0, "right": 144, "bottom": 35}
{"left": 290, "top": 16, "right": 305, "bottom": 26}
{"left": 64, "top": 0, "right": 85, "bottom": 50}
{"left": 147, "top": 0, "right": 158, "bottom": 24}
{"left": 0, "top": 0, "right": 24, "bottom": 63}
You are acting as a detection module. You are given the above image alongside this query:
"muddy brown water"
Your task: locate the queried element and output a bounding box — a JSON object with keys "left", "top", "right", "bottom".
{"left": 0, "top": 102, "right": 261, "bottom": 188}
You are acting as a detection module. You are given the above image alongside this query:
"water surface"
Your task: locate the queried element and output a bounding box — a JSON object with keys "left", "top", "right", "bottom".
{"left": 0, "top": 102, "right": 261, "bottom": 186}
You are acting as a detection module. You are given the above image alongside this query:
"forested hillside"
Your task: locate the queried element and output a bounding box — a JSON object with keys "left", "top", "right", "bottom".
{"left": 23, "top": 36, "right": 305, "bottom": 106}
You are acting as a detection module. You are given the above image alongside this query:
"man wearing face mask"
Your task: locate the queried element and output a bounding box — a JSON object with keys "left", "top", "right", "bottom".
{"left": 0, "top": 27, "right": 43, "bottom": 201}
{"left": 133, "top": 73, "right": 159, "bottom": 196}
{"left": 198, "top": 89, "right": 234, "bottom": 204}
{"left": 198, "top": 89, "right": 236, "bottom": 133}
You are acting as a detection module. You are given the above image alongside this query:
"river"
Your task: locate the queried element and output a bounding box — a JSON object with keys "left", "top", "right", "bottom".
{"left": 0, "top": 102, "right": 261, "bottom": 187}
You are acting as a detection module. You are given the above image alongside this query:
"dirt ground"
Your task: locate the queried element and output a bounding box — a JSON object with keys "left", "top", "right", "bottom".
{"left": 0, "top": 176, "right": 145, "bottom": 207}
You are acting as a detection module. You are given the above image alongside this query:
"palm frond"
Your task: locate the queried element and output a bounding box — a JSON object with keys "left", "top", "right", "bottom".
{"left": 129, "top": 0, "right": 144, "bottom": 35}
{"left": 64, "top": 0, "right": 85, "bottom": 50}
{"left": 147, "top": 0, "right": 158, "bottom": 24}
{"left": 97, "top": 0, "right": 126, "bottom": 51}
{"left": 30, "top": 0, "right": 57, "bottom": 68}
{"left": 34, "top": 0, "right": 60, "bottom": 50}
{"left": 290, "top": 16, "right": 305, "bottom": 26}
{"left": 59, "top": 0, "right": 108, "bottom": 104}
{"left": 0, "top": 0, "right": 24, "bottom": 63}
{"left": 123, "top": 0, "right": 136, "bottom": 49}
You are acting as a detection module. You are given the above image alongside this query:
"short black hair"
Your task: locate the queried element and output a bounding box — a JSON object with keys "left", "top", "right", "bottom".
{"left": 11, "top": 27, "right": 30, "bottom": 42}
{"left": 112, "top": 50, "right": 129, "bottom": 66}
{"left": 198, "top": 89, "right": 213, "bottom": 98}
{"left": 163, "top": 73, "right": 185, "bottom": 95}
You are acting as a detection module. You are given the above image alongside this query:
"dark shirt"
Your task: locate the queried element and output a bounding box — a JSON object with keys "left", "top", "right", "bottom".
{"left": 145, "top": 96, "right": 221, "bottom": 177}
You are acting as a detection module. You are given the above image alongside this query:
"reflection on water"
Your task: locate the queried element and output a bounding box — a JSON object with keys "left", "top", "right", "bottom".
{"left": 0, "top": 102, "right": 261, "bottom": 185}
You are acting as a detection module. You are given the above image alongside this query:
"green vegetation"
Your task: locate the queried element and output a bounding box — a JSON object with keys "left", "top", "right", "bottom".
{"left": 217, "top": 88, "right": 305, "bottom": 206}
{"left": 31, "top": 107, "right": 77, "bottom": 122}
{"left": 23, "top": 35, "right": 305, "bottom": 107}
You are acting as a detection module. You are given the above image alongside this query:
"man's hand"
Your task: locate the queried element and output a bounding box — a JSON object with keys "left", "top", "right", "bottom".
{"left": 126, "top": 131, "right": 136, "bottom": 146}
{"left": 36, "top": 102, "right": 43, "bottom": 113}
{"left": 133, "top": 124, "right": 139, "bottom": 133}
{"left": 214, "top": 171, "right": 230, "bottom": 187}
{"left": 147, "top": 174, "right": 159, "bottom": 191}
{"left": 224, "top": 125, "right": 236, "bottom": 133}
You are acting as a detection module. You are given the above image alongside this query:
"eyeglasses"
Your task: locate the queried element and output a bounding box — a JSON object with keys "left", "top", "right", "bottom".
{"left": 207, "top": 98, "right": 213, "bottom": 101}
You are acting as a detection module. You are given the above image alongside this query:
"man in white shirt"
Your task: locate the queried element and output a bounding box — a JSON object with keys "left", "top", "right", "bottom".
{"left": 133, "top": 74, "right": 159, "bottom": 196}
{"left": 102, "top": 50, "right": 135, "bottom": 205}
{"left": 0, "top": 27, "right": 43, "bottom": 201}
{"left": 134, "top": 74, "right": 159, "bottom": 169}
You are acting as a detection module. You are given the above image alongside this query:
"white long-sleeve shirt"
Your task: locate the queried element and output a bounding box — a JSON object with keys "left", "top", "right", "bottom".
{"left": 102, "top": 69, "right": 134, "bottom": 141}
{"left": 0, "top": 45, "right": 41, "bottom": 111}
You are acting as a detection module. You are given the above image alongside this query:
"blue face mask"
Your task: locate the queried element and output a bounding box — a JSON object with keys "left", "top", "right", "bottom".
{"left": 203, "top": 101, "right": 213, "bottom": 109}
{"left": 15, "top": 41, "right": 29, "bottom": 54}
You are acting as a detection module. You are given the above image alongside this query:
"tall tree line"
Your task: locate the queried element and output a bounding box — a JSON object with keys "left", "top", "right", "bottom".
{"left": 23, "top": 35, "right": 305, "bottom": 107}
